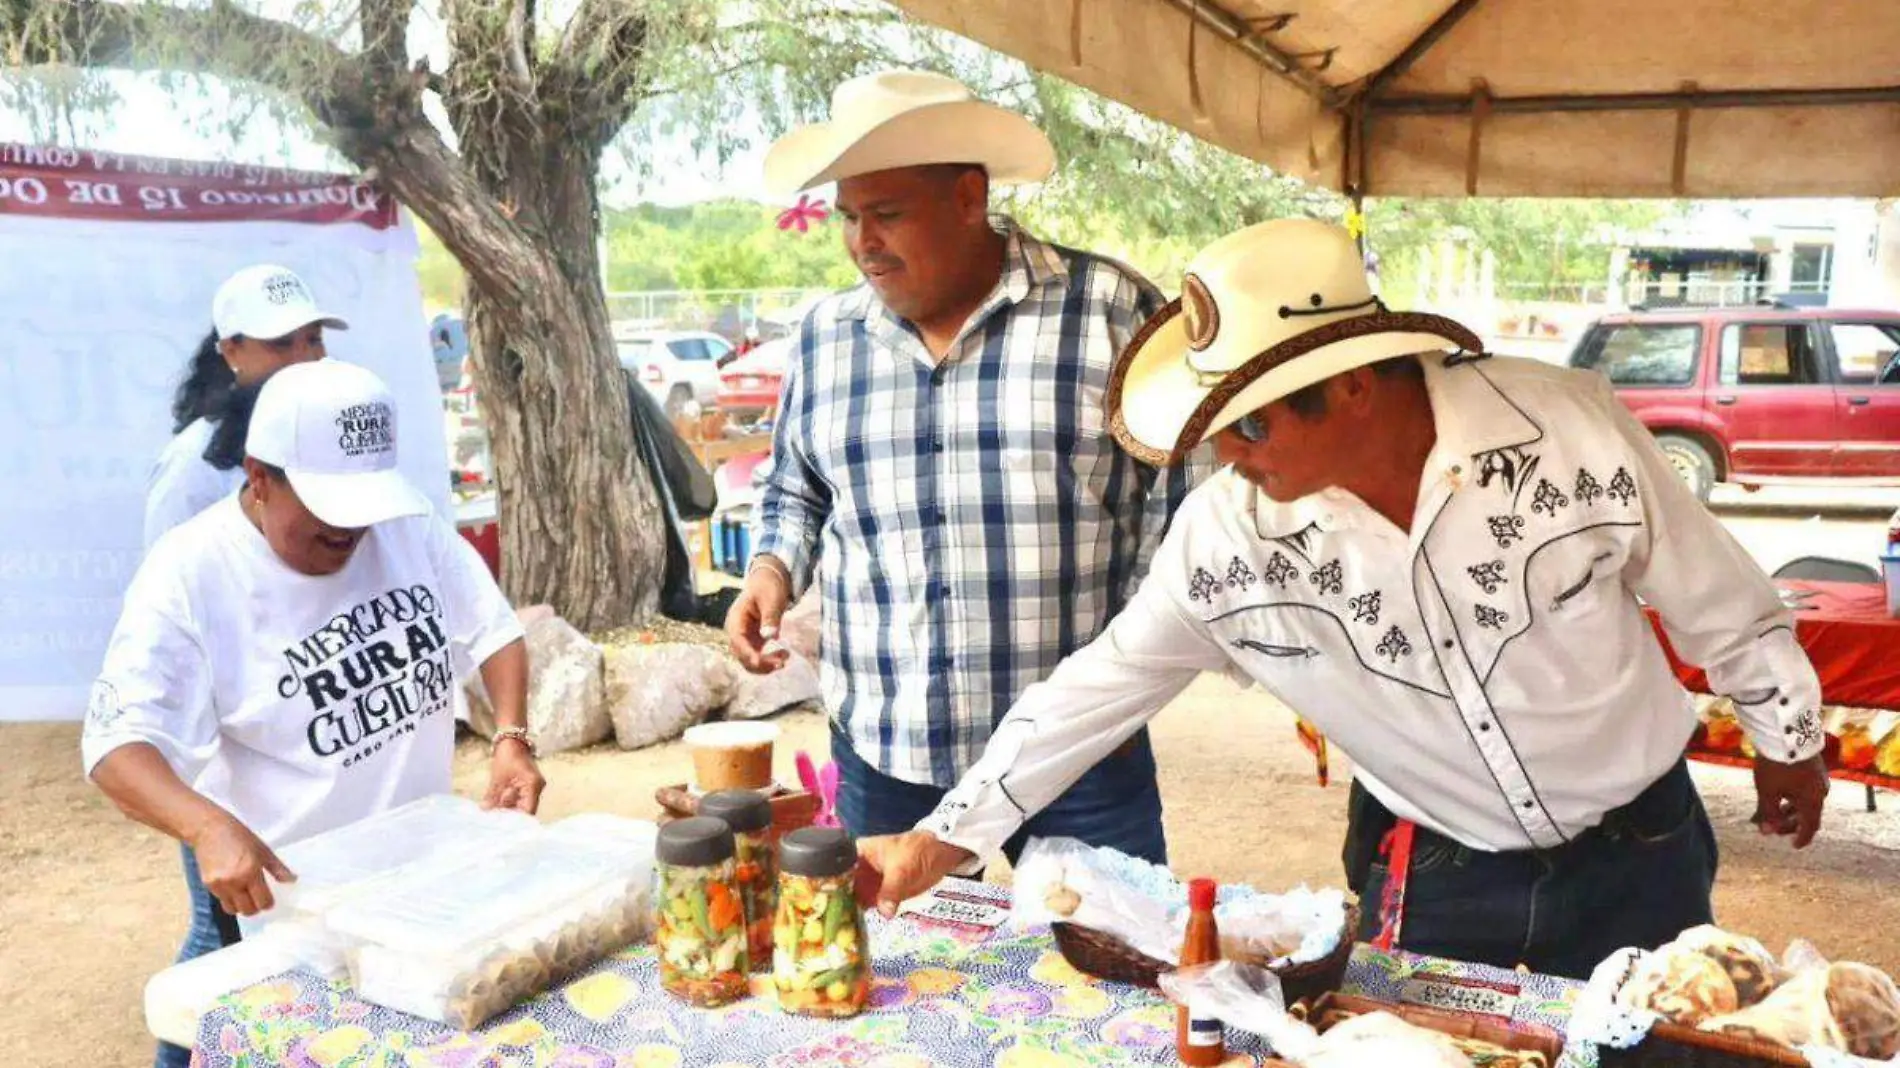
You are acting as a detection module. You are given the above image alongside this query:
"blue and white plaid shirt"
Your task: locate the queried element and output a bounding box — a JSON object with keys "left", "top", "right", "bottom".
{"left": 753, "top": 218, "right": 1207, "bottom": 787}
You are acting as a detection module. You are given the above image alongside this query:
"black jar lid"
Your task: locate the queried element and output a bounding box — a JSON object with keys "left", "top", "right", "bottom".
{"left": 697, "top": 789, "right": 773, "bottom": 833}
{"left": 656, "top": 816, "right": 735, "bottom": 867}
{"left": 779, "top": 827, "right": 858, "bottom": 878}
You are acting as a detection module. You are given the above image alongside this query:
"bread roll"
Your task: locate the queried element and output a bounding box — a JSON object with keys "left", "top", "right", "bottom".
{"left": 1618, "top": 949, "right": 1740, "bottom": 1026}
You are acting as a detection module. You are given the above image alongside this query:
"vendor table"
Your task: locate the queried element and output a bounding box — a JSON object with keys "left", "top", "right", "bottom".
{"left": 1646, "top": 579, "right": 1900, "bottom": 800}
{"left": 191, "top": 880, "right": 1281, "bottom": 1068}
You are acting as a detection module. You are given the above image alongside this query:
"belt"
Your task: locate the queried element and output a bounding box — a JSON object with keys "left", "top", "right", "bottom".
{"left": 1370, "top": 760, "right": 1690, "bottom": 952}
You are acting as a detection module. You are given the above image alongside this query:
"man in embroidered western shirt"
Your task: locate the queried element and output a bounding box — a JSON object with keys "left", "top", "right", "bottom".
{"left": 859, "top": 219, "right": 1830, "bottom": 979}
{"left": 724, "top": 70, "right": 1203, "bottom": 864}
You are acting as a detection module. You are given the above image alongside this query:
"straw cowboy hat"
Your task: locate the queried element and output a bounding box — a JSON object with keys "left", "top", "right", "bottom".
{"left": 1108, "top": 218, "right": 1484, "bottom": 466}
{"left": 762, "top": 69, "right": 1057, "bottom": 197}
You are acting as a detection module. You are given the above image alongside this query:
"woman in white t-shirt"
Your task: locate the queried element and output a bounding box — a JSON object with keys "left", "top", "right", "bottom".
{"left": 144, "top": 265, "right": 344, "bottom": 551}
{"left": 89, "top": 361, "right": 542, "bottom": 1068}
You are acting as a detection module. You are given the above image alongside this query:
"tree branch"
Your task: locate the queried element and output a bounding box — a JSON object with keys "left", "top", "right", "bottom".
{"left": 358, "top": 0, "right": 410, "bottom": 74}
{"left": 6, "top": 0, "right": 354, "bottom": 94}
{"left": 5, "top": 0, "right": 539, "bottom": 307}
{"left": 549, "top": 0, "right": 658, "bottom": 150}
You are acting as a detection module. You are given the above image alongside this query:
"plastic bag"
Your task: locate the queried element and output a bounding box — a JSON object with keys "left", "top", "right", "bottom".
{"left": 1012, "top": 837, "right": 1345, "bottom": 970}
{"left": 1012, "top": 837, "right": 1181, "bottom": 964}
{"left": 1158, "top": 963, "right": 1478, "bottom": 1067}
{"left": 1158, "top": 961, "right": 1321, "bottom": 1061}
{"left": 1212, "top": 889, "right": 1348, "bottom": 969}
{"left": 1701, "top": 959, "right": 1900, "bottom": 1061}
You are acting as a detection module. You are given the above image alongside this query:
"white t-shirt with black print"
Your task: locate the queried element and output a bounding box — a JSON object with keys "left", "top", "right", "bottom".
{"left": 145, "top": 417, "right": 245, "bottom": 552}
{"left": 84, "top": 495, "right": 523, "bottom": 847}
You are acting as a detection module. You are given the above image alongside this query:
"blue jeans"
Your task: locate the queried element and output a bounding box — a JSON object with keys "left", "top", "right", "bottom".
{"left": 1344, "top": 759, "right": 1717, "bottom": 979}
{"left": 829, "top": 722, "right": 1168, "bottom": 868}
{"left": 156, "top": 845, "right": 242, "bottom": 1068}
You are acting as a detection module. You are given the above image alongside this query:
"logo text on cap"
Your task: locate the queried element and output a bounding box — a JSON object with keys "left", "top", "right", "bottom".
{"left": 336, "top": 402, "right": 394, "bottom": 457}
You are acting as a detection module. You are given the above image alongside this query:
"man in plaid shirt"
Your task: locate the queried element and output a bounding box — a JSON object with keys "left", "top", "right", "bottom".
{"left": 725, "top": 70, "right": 1204, "bottom": 863}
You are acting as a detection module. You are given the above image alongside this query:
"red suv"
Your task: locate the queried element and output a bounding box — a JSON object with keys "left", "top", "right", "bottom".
{"left": 1567, "top": 306, "right": 1900, "bottom": 499}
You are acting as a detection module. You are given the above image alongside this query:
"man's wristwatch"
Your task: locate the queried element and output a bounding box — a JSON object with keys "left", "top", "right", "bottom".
{"left": 492, "top": 726, "right": 538, "bottom": 758}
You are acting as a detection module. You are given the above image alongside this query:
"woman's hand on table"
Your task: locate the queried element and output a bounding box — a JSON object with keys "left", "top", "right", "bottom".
{"left": 484, "top": 738, "right": 546, "bottom": 814}
{"left": 857, "top": 831, "right": 976, "bottom": 918}
{"left": 189, "top": 811, "right": 296, "bottom": 917}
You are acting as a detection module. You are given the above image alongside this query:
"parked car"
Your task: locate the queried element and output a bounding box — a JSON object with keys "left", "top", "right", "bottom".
{"left": 715, "top": 339, "right": 790, "bottom": 421}
{"left": 615, "top": 329, "right": 734, "bottom": 415}
{"left": 1568, "top": 305, "right": 1900, "bottom": 499}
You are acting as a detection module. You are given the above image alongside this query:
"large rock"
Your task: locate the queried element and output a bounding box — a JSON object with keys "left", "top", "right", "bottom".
{"left": 727, "top": 653, "right": 822, "bottom": 721}
{"left": 605, "top": 642, "right": 739, "bottom": 750}
{"left": 466, "top": 616, "right": 611, "bottom": 755}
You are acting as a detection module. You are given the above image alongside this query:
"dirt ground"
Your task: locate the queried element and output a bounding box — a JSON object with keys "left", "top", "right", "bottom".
{"left": 4, "top": 675, "right": 1898, "bottom": 1067}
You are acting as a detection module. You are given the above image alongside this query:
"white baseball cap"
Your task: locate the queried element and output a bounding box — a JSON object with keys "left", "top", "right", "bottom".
{"left": 246, "top": 361, "right": 431, "bottom": 529}
{"left": 212, "top": 264, "right": 350, "bottom": 341}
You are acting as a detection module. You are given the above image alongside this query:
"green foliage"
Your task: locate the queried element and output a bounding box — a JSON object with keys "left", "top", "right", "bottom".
{"left": 414, "top": 199, "right": 859, "bottom": 310}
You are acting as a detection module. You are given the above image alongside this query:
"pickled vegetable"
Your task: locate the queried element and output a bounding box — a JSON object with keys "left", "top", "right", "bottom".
{"left": 733, "top": 828, "right": 779, "bottom": 973}
{"left": 772, "top": 871, "right": 869, "bottom": 1017}
{"left": 655, "top": 858, "right": 749, "bottom": 1006}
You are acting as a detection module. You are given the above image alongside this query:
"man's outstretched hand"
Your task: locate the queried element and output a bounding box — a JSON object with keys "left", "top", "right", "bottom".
{"left": 855, "top": 831, "right": 976, "bottom": 918}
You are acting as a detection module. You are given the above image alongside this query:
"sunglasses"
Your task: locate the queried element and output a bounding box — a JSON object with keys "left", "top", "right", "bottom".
{"left": 1228, "top": 411, "right": 1269, "bottom": 443}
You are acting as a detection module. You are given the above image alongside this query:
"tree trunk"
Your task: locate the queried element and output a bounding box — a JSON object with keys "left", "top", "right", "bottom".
{"left": 458, "top": 150, "right": 665, "bottom": 632}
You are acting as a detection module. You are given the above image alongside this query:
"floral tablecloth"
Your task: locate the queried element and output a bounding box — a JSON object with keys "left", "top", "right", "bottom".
{"left": 192, "top": 881, "right": 1278, "bottom": 1068}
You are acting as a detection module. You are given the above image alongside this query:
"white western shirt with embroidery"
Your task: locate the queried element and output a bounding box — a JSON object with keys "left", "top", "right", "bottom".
{"left": 922, "top": 354, "right": 1825, "bottom": 857}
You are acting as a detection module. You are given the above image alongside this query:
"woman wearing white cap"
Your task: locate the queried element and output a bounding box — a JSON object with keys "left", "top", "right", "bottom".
{"left": 88, "top": 361, "right": 541, "bottom": 1068}
{"left": 144, "top": 264, "right": 346, "bottom": 550}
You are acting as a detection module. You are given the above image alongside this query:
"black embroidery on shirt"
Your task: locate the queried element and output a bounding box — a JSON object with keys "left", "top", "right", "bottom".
{"left": 1531, "top": 478, "right": 1570, "bottom": 516}
{"left": 1271, "top": 522, "right": 1322, "bottom": 567}
{"left": 1188, "top": 567, "right": 1221, "bottom": 603}
{"left": 1310, "top": 560, "right": 1344, "bottom": 596}
{"left": 1487, "top": 514, "right": 1526, "bottom": 549}
{"left": 1263, "top": 551, "right": 1300, "bottom": 588}
{"left": 1232, "top": 637, "right": 1318, "bottom": 660}
{"left": 1574, "top": 468, "right": 1605, "bottom": 507}
{"left": 1474, "top": 604, "right": 1509, "bottom": 630}
{"left": 1475, "top": 446, "right": 1540, "bottom": 511}
{"left": 1209, "top": 602, "right": 1453, "bottom": 700}
{"left": 1349, "top": 591, "right": 1382, "bottom": 626}
{"left": 1786, "top": 707, "right": 1824, "bottom": 756}
{"left": 1375, "top": 625, "right": 1413, "bottom": 662}
{"left": 1225, "top": 557, "right": 1258, "bottom": 590}
{"left": 1608, "top": 467, "right": 1638, "bottom": 505}
{"left": 1550, "top": 553, "right": 1613, "bottom": 611}
{"left": 1467, "top": 560, "right": 1509, "bottom": 594}
{"left": 1471, "top": 522, "right": 1646, "bottom": 688}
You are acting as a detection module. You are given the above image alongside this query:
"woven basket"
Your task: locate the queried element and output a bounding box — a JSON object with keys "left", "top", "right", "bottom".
{"left": 1050, "top": 903, "right": 1358, "bottom": 1003}
{"left": 1260, "top": 992, "right": 1565, "bottom": 1066}
{"left": 653, "top": 783, "right": 820, "bottom": 836}
{"left": 1595, "top": 1022, "right": 1811, "bottom": 1068}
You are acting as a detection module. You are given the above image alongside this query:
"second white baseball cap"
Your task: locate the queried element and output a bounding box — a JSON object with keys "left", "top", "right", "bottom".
{"left": 246, "top": 361, "right": 430, "bottom": 529}
{"left": 212, "top": 264, "right": 350, "bottom": 341}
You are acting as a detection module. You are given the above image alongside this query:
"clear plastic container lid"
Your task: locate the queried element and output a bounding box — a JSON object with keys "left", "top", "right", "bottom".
{"left": 261, "top": 794, "right": 538, "bottom": 920}
{"left": 324, "top": 834, "right": 648, "bottom": 959}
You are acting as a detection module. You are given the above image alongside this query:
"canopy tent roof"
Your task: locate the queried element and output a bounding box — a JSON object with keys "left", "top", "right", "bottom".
{"left": 882, "top": 0, "right": 1900, "bottom": 198}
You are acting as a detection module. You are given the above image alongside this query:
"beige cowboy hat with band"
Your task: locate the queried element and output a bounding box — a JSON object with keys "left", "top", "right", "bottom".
{"left": 1109, "top": 218, "right": 1484, "bottom": 466}
{"left": 762, "top": 69, "right": 1057, "bottom": 197}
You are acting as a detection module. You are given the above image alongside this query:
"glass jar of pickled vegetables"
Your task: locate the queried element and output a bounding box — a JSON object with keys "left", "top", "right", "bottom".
{"left": 697, "top": 789, "right": 777, "bottom": 973}
{"left": 654, "top": 816, "right": 750, "bottom": 1006}
{"left": 772, "top": 827, "right": 869, "bottom": 1017}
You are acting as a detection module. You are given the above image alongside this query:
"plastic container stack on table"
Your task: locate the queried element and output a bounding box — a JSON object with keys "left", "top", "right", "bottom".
{"left": 324, "top": 821, "right": 658, "bottom": 1030}
{"left": 144, "top": 797, "right": 658, "bottom": 1043}
{"left": 237, "top": 794, "right": 541, "bottom": 978}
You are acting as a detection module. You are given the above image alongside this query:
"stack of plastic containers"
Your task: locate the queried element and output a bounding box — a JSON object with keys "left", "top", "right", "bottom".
{"left": 237, "top": 794, "right": 541, "bottom": 978}
{"left": 144, "top": 796, "right": 659, "bottom": 1040}
{"left": 323, "top": 817, "right": 657, "bottom": 1029}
